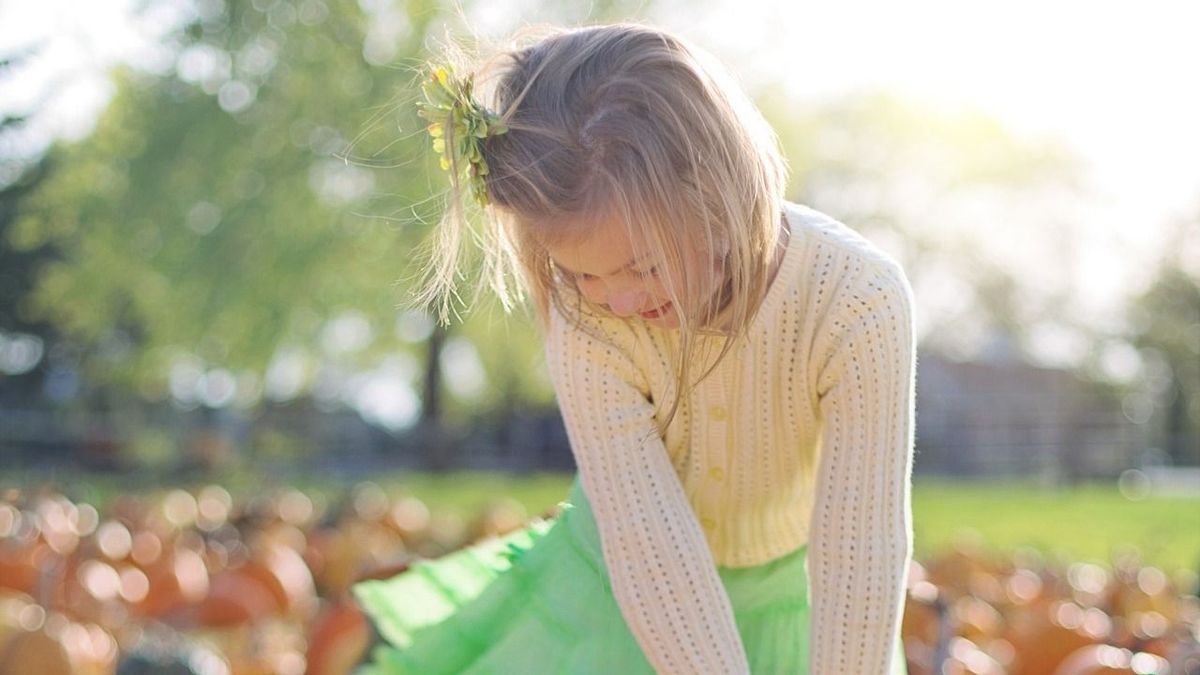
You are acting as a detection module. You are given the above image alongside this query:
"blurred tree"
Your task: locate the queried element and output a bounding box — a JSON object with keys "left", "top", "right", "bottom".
{"left": 0, "top": 153, "right": 65, "bottom": 406}
{"left": 1127, "top": 214, "right": 1200, "bottom": 466}
{"left": 3, "top": 0, "right": 661, "bottom": 467}
{"left": 759, "top": 88, "right": 1095, "bottom": 366}
{"left": 12, "top": 0, "right": 438, "bottom": 389}
{"left": 0, "top": 46, "right": 78, "bottom": 412}
{"left": 0, "top": 45, "right": 131, "bottom": 467}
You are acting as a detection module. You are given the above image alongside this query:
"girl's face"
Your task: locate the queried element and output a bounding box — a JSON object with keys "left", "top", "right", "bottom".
{"left": 543, "top": 218, "right": 726, "bottom": 330}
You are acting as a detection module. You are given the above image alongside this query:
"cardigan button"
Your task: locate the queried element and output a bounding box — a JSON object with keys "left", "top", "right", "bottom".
{"left": 708, "top": 467, "right": 725, "bottom": 481}
{"left": 700, "top": 517, "right": 717, "bottom": 530}
{"left": 709, "top": 405, "right": 728, "bottom": 421}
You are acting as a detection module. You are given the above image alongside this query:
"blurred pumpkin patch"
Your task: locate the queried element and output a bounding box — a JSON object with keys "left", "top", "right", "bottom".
{"left": 0, "top": 482, "right": 1197, "bottom": 675}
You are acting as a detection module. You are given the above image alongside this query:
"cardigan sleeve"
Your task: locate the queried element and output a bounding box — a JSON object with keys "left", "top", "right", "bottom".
{"left": 544, "top": 305, "right": 752, "bottom": 675}
{"left": 807, "top": 258, "right": 916, "bottom": 674}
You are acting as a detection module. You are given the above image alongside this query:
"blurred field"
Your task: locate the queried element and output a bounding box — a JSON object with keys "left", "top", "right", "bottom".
{"left": 383, "top": 475, "right": 1200, "bottom": 577}
{"left": 911, "top": 480, "right": 1199, "bottom": 578}
{"left": 4, "top": 469, "right": 1196, "bottom": 575}
{"left": 2, "top": 468, "right": 1197, "bottom": 674}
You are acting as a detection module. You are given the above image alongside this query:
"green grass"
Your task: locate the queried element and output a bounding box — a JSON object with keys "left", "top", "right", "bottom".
{"left": 911, "top": 479, "right": 1199, "bottom": 575}
{"left": 3, "top": 468, "right": 1196, "bottom": 574}
{"left": 381, "top": 475, "right": 1199, "bottom": 576}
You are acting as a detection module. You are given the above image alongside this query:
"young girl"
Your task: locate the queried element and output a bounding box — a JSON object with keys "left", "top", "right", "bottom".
{"left": 353, "top": 22, "right": 915, "bottom": 675}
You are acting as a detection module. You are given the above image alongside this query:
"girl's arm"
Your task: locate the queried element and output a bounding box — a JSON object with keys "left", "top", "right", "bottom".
{"left": 544, "top": 307, "right": 752, "bottom": 675}
{"left": 808, "top": 257, "right": 917, "bottom": 674}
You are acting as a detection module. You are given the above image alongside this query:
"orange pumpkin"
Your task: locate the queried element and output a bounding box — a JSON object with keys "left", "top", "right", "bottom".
{"left": 195, "top": 568, "right": 278, "bottom": 627}
{"left": 306, "top": 597, "right": 371, "bottom": 675}
{"left": 1004, "top": 600, "right": 1110, "bottom": 675}
{"left": 1052, "top": 644, "right": 1170, "bottom": 675}
{"left": 131, "top": 545, "right": 211, "bottom": 620}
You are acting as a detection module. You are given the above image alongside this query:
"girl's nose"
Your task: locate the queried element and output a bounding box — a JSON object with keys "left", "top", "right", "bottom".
{"left": 607, "top": 287, "right": 650, "bottom": 316}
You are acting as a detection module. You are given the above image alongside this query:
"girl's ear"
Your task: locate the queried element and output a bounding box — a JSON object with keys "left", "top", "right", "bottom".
{"left": 717, "top": 235, "right": 731, "bottom": 259}
{"left": 709, "top": 234, "right": 731, "bottom": 265}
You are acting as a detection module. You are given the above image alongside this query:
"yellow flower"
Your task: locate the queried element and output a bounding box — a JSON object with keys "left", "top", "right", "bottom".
{"left": 416, "top": 63, "right": 508, "bottom": 208}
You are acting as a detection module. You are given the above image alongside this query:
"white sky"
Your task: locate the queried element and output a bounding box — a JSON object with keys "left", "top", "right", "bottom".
{"left": 1, "top": 0, "right": 140, "bottom": 133}
{"left": 5, "top": 0, "right": 1197, "bottom": 230}
{"left": 674, "top": 0, "right": 1200, "bottom": 267}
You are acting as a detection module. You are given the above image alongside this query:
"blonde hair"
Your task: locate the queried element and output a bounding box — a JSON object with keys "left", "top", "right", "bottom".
{"left": 414, "top": 22, "right": 789, "bottom": 430}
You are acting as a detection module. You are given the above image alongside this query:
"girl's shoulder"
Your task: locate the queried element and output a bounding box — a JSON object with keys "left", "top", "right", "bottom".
{"left": 783, "top": 200, "right": 905, "bottom": 278}
{"left": 781, "top": 201, "right": 914, "bottom": 335}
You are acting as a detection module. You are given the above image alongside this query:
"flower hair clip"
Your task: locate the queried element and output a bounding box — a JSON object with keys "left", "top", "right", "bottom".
{"left": 417, "top": 64, "right": 508, "bottom": 208}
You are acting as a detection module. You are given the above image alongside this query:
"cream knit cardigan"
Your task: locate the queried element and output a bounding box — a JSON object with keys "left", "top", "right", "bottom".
{"left": 544, "top": 200, "right": 917, "bottom": 674}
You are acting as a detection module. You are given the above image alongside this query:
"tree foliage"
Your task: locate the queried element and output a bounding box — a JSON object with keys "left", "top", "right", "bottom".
{"left": 6, "top": 0, "right": 640, "bottom": 421}
{"left": 1127, "top": 215, "right": 1200, "bottom": 465}
{"left": 5, "top": 0, "right": 1176, "bottom": 443}
{"left": 760, "top": 88, "right": 1095, "bottom": 364}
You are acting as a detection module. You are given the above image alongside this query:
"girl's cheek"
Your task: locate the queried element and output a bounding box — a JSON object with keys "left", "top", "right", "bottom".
{"left": 657, "top": 269, "right": 687, "bottom": 301}
{"left": 577, "top": 279, "right": 606, "bottom": 304}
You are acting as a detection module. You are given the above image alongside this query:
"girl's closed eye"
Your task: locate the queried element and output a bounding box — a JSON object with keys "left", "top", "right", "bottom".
{"left": 571, "top": 268, "right": 652, "bottom": 283}
{"left": 555, "top": 265, "right": 592, "bottom": 283}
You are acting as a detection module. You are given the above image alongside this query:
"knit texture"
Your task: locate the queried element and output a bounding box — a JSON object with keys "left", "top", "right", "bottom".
{"left": 544, "top": 200, "right": 917, "bottom": 674}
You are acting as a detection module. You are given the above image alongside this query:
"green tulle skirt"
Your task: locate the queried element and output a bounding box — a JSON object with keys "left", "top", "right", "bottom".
{"left": 352, "top": 475, "right": 908, "bottom": 674}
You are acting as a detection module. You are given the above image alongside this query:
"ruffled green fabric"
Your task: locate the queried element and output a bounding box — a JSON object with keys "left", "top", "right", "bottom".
{"left": 353, "top": 517, "right": 555, "bottom": 653}
{"left": 351, "top": 476, "right": 907, "bottom": 674}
